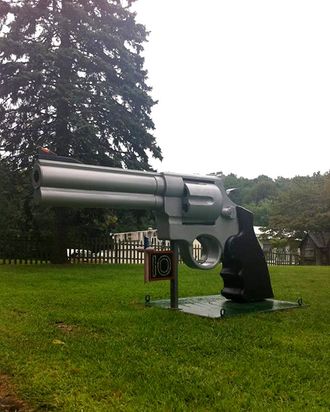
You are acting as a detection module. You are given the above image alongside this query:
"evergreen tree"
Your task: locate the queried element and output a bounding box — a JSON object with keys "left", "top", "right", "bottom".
{"left": 0, "top": 0, "right": 161, "bottom": 170}
{"left": 0, "top": 0, "right": 162, "bottom": 262}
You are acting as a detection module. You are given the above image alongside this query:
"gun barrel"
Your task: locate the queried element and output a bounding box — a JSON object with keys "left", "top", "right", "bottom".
{"left": 33, "top": 159, "right": 165, "bottom": 210}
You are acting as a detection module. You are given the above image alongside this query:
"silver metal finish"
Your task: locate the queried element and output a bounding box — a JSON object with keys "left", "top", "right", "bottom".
{"left": 35, "top": 187, "right": 164, "bottom": 209}
{"left": 33, "top": 158, "right": 239, "bottom": 269}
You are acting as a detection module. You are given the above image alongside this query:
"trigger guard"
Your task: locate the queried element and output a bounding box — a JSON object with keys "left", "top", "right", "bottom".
{"left": 178, "top": 236, "right": 222, "bottom": 270}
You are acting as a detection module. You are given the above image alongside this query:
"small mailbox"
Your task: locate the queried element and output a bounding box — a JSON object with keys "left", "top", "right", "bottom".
{"left": 144, "top": 249, "right": 175, "bottom": 282}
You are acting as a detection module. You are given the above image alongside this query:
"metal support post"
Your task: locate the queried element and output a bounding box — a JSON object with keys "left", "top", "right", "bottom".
{"left": 170, "top": 241, "right": 179, "bottom": 309}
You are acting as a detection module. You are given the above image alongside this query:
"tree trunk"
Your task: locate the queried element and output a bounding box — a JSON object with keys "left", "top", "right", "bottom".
{"left": 51, "top": 208, "right": 69, "bottom": 264}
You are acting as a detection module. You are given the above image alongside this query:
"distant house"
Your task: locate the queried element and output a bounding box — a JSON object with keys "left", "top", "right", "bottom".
{"left": 112, "top": 227, "right": 162, "bottom": 244}
{"left": 253, "top": 226, "right": 272, "bottom": 252}
{"left": 300, "top": 232, "right": 330, "bottom": 265}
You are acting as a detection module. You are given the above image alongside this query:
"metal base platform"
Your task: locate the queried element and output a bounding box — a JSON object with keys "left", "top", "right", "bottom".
{"left": 146, "top": 295, "right": 305, "bottom": 318}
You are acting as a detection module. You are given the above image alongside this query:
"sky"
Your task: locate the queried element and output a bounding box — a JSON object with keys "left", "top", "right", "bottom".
{"left": 133, "top": 0, "right": 330, "bottom": 179}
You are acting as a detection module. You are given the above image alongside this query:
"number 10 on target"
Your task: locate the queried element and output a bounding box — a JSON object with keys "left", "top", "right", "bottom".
{"left": 144, "top": 249, "right": 175, "bottom": 282}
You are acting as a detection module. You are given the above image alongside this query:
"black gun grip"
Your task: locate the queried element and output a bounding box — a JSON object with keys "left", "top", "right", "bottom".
{"left": 220, "top": 206, "right": 274, "bottom": 302}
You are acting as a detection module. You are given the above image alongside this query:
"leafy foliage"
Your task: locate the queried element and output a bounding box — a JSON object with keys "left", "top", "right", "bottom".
{"left": 0, "top": 156, "right": 56, "bottom": 239}
{"left": 0, "top": 158, "right": 26, "bottom": 238}
{"left": 0, "top": 0, "right": 161, "bottom": 169}
{"left": 222, "top": 173, "right": 278, "bottom": 226}
{"left": 222, "top": 172, "right": 330, "bottom": 239}
{"left": 0, "top": 0, "right": 162, "bottom": 259}
{"left": 268, "top": 173, "right": 330, "bottom": 235}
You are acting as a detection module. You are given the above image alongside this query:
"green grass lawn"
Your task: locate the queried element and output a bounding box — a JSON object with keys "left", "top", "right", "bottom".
{"left": 0, "top": 264, "right": 329, "bottom": 411}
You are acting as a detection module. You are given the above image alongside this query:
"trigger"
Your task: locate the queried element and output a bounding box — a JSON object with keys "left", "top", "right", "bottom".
{"left": 177, "top": 240, "right": 196, "bottom": 269}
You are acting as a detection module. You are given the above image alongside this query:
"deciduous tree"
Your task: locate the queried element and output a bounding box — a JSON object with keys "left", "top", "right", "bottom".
{"left": 268, "top": 173, "right": 330, "bottom": 237}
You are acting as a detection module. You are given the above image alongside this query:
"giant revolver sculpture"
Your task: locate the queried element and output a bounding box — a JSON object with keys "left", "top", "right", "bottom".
{"left": 32, "top": 154, "right": 273, "bottom": 302}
